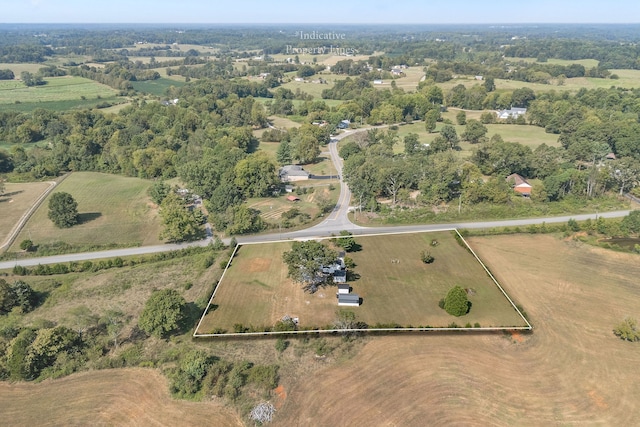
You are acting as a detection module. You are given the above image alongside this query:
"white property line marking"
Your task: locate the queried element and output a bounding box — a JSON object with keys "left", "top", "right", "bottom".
{"left": 454, "top": 229, "right": 532, "bottom": 330}
{"left": 193, "top": 243, "right": 240, "bottom": 336}
{"left": 193, "top": 229, "right": 532, "bottom": 337}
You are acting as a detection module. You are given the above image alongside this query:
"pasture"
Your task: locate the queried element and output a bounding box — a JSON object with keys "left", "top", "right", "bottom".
{"left": 274, "top": 234, "right": 640, "bottom": 426}
{"left": 0, "top": 76, "right": 119, "bottom": 111}
{"left": 131, "top": 77, "right": 185, "bottom": 96}
{"left": 3, "top": 233, "right": 638, "bottom": 425}
{"left": 387, "top": 119, "right": 560, "bottom": 155}
{"left": 435, "top": 69, "right": 640, "bottom": 93}
{"left": 0, "top": 76, "right": 117, "bottom": 104}
{"left": 0, "top": 368, "right": 241, "bottom": 427}
{"left": 195, "top": 231, "right": 527, "bottom": 334}
{"left": 10, "top": 172, "right": 163, "bottom": 251}
{"left": 0, "top": 181, "right": 54, "bottom": 249}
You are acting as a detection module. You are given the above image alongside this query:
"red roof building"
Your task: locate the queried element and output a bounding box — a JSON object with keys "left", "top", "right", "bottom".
{"left": 506, "top": 173, "right": 532, "bottom": 196}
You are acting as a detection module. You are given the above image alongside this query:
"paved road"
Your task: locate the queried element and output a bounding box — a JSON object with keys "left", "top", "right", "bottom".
{"left": 0, "top": 127, "right": 632, "bottom": 269}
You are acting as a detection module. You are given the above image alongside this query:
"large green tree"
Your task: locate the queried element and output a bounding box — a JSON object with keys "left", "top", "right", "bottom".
{"left": 159, "top": 192, "right": 204, "bottom": 242}
{"left": 282, "top": 241, "right": 337, "bottom": 292}
{"left": 47, "top": 192, "right": 79, "bottom": 228}
{"left": 443, "top": 285, "right": 470, "bottom": 317}
{"left": 461, "top": 120, "right": 488, "bottom": 144}
{"left": 148, "top": 181, "right": 171, "bottom": 205}
{"left": 234, "top": 152, "right": 278, "bottom": 198}
{"left": 138, "top": 289, "right": 187, "bottom": 338}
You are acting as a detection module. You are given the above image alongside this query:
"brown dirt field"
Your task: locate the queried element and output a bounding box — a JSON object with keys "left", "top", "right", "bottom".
{"left": 273, "top": 234, "right": 640, "bottom": 426}
{"left": 0, "top": 368, "right": 242, "bottom": 427}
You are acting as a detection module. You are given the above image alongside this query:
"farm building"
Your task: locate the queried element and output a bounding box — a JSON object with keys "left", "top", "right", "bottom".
{"left": 286, "top": 195, "right": 300, "bottom": 202}
{"left": 338, "top": 293, "right": 360, "bottom": 307}
{"left": 337, "top": 284, "right": 350, "bottom": 294}
{"left": 506, "top": 173, "right": 532, "bottom": 196}
{"left": 496, "top": 107, "right": 527, "bottom": 119}
{"left": 279, "top": 165, "right": 310, "bottom": 182}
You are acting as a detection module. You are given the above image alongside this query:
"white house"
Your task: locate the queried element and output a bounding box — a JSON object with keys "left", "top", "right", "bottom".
{"left": 279, "top": 165, "right": 310, "bottom": 182}
{"left": 496, "top": 107, "right": 527, "bottom": 119}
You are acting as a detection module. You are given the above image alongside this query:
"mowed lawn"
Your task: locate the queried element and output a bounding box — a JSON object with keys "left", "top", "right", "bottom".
{"left": 0, "top": 76, "right": 118, "bottom": 105}
{"left": 11, "top": 172, "right": 162, "bottom": 250}
{"left": 198, "top": 231, "right": 527, "bottom": 334}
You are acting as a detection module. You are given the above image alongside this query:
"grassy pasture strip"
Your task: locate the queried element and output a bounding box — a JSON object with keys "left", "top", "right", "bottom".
{"left": 194, "top": 230, "right": 529, "bottom": 336}
{"left": 0, "top": 181, "right": 56, "bottom": 250}
{"left": 0, "top": 76, "right": 117, "bottom": 105}
{"left": 0, "top": 175, "right": 66, "bottom": 252}
{"left": 0, "top": 62, "right": 44, "bottom": 75}
{"left": 131, "top": 78, "right": 185, "bottom": 96}
{"left": 10, "top": 172, "right": 162, "bottom": 251}
{"left": 454, "top": 229, "right": 531, "bottom": 329}
{"left": 0, "top": 97, "right": 121, "bottom": 112}
{"left": 193, "top": 243, "right": 240, "bottom": 336}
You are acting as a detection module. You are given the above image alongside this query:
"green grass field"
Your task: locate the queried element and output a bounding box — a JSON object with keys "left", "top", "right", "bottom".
{"left": 10, "top": 172, "right": 163, "bottom": 251}
{"left": 390, "top": 118, "right": 560, "bottom": 156}
{"left": 131, "top": 78, "right": 185, "bottom": 96}
{"left": 196, "top": 231, "right": 528, "bottom": 334}
{"left": 0, "top": 76, "right": 117, "bottom": 104}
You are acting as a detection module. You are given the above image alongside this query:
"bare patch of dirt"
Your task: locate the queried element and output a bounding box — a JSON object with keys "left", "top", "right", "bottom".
{"left": 273, "top": 385, "right": 287, "bottom": 409}
{"left": 247, "top": 257, "right": 272, "bottom": 273}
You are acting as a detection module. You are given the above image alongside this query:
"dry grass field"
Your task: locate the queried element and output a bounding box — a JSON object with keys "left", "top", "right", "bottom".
{"left": 10, "top": 172, "right": 162, "bottom": 251}
{"left": 274, "top": 234, "right": 640, "bottom": 426}
{"left": 2, "top": 234, "right": 639, "bottom": 425}
{"left": 0, "top": 368, "right": 242, "bottom": 427}
{"left": 0, "top": 181, "right": 54, "bottom": 248}
{"left": 197, "top": 231, "right": 527, "bottom": 334}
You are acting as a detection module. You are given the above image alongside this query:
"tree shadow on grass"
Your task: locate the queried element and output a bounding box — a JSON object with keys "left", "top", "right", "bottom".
{"left": 77, "top": 212, "right": 102, "bottom": 224}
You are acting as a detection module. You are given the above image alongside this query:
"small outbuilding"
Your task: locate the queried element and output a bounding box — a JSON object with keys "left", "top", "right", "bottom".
{"left": 337, "top": 284, "right": 350, "bottom": 294}
{"left": 286, "top": 195, "right": 300, "bottom": 202}
{"left": 338, "top": 293, "right": 360, "bottom": 306}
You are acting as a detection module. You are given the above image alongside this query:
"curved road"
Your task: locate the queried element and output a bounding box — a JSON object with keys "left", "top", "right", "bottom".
{"left": 0, "top": 128, "right": 632, "bottom": 269}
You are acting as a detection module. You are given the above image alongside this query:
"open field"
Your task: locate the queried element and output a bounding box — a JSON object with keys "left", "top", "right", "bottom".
{"left": 0, "top": 181, "right": 54, "bottom": 248}
{"left": 0, "top": 76, "right": 118, "bottom": 105}
{"left": 390, "top": 119, "right": 560, "bottom": 155}
{"left": 131, "top": 77, "right": 185, "bottom": 96}
{"left": 3, "top": 234, "right": 639, "bottom": 425}
{"left": 435, "top": 70, "right": 640, "bottom": 93}
{"left": 274, "top": 234, "right": 640, "bottom": 426}
{"left": 0, "top": 62, "right": 44, "bottom": 75}
{"left": 503, "top": 57, "right": 600, "bottom": 68}
{"left": 10, "top": 172, "right": 162, "bottom": 251}
{"left": 0, "top": 368, "right": 242, "bottom": 427}
{"left": 196, "top": 231, "right": 527, "bottom": 334}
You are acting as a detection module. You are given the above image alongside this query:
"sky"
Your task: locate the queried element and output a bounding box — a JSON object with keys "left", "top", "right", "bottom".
{"left": 1, "top": 0, "right": 640, "bottom": 24}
